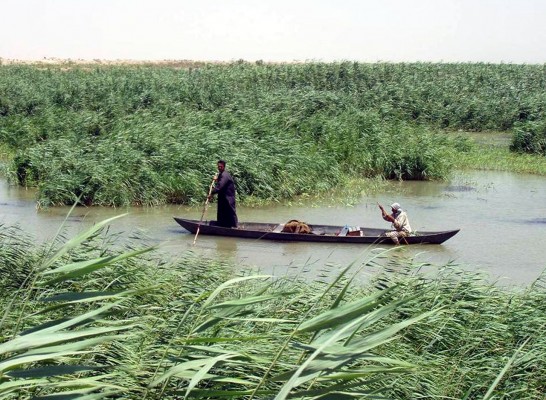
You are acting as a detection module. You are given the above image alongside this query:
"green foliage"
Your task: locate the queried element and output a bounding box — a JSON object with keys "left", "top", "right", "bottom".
{"left": 511, "top": 120, "right": 546, "bottom": 155}
{"left": 1, "top": 62, "right": 545, "bottom": 206}
{"left": 455, "top": 142, "right": 546, "bottom": 175}
{"left": 0, "top": 215, "right": 146, "bottom": 399}
{"left": 370, "top": 262, "right": 546, "bottom": 399}
{"left": 1, "top": 218, "right": 546, "bottom": 398}
{"left": 0, "top": 224, "right": 37, "bottom": 290}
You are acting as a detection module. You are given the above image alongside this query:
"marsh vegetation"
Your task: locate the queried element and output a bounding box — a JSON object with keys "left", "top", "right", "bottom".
{"left": 1, "top": 61, "right": 546, "bottom": 398}
{"left": 1, "top": 218, "right": 545, "bottom": 399}
{"left": 1, "top": 62, "right": 544, "bottom": 207}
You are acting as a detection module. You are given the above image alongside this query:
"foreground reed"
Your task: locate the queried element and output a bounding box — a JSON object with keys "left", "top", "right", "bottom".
{"left": 1, "top": 217, "right": 545, "bottom": 399}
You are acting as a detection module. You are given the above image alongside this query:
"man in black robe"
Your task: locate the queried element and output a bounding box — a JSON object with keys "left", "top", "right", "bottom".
{"left": 208, "top": 160, "right": 238, "bottom": 228}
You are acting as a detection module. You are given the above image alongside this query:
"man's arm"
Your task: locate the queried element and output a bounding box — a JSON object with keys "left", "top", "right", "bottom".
{"left": 378, "top": 203, "right": 394, "bottom": 223}
{"left": 215, "top": 172, "right": 233, "bottom": 193}
{"left": 207, "top": 174, "right": 219, "bottom": 200}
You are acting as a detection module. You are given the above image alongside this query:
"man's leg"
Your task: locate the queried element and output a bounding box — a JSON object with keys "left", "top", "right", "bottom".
{"left": 385, "top": 231, "right": 400, "bottom": 245}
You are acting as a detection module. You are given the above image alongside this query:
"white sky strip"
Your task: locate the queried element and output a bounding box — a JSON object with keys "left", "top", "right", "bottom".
{"left": 1, "top": 0, "right": 546, "bottom": 63}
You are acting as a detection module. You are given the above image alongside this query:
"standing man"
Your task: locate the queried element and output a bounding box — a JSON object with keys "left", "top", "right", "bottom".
{"left": 378, "top": 202, "right": 412, "bottom": 244}
{"left": 208, "top": 160, "right": 238, "bottom": 228}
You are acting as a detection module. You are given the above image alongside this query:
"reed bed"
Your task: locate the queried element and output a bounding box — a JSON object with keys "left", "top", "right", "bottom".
{"left": 1, "top": 218, "right": 545, "bottom": 399}
{"left": 1, "top": 62, "right": 544, "bottom": 207}
{"left": 510, "top": 120, "right": 546, "bottom": 156}
{"left": 455, "top": 144, "right": 546, "bottom": 175}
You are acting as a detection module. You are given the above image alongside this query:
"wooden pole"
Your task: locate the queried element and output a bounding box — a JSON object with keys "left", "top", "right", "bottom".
{"left": 193, "top": 175, "right": 217, "bottom": 246}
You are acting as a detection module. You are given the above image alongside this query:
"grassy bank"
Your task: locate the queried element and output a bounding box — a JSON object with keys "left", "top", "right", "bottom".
{"left": 456, "top": 143, "right": 546, "bottom": 175}
{"left": 1, "top": 218, "right": 545, "bottom": 399}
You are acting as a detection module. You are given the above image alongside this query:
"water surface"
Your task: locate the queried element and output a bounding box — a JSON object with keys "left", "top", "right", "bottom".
{"left": 1, "top": 170, "right": 545, "bottom": 287}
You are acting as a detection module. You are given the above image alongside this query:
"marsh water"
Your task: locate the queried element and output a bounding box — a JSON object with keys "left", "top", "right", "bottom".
{"left": 1, "top": 170, "right": 545, "bottom": 287}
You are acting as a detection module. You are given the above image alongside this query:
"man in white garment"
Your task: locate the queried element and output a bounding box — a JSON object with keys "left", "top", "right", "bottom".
{"left": 379, "top": 202, "right": 412, "bottom": 245}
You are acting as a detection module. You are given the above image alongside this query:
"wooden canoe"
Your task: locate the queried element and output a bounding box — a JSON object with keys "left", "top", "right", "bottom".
{"left": 174, "top": 218, "right": 459, "bottom": 245}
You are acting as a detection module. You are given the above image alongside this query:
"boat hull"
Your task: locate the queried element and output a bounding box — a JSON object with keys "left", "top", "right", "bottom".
{"left": 174, "top": 218, "right": 459, "bottom": 245}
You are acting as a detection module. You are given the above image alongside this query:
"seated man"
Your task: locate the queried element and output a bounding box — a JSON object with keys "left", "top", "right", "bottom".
{"left": 378, "top": 202, "right": 412, "bottom": 245}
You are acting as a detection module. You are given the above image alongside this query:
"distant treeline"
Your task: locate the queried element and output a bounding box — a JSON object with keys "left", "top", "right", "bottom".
{"left": 0, "top": 62, "right": 544, "bottom": 206}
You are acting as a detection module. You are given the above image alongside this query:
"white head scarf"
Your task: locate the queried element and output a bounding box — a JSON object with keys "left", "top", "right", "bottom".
{"left": 390, "top": 203, "right": 401, "bottom": 211}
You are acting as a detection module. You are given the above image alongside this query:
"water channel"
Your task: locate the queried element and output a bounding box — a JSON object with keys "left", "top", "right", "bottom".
{"left": 1, "top": 170, "right": 545, "bottom": 287}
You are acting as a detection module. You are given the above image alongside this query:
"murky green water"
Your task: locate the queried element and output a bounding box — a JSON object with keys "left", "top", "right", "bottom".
{"left": 1, "top": 170, "right": 545, "bottom": 286}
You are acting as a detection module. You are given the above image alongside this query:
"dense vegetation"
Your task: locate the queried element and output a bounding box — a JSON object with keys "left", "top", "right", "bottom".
{"left": 2, "top": 62, "right": 545, "bottom": 398}
{"left": 1, "top": 61, "right": 544, "bottom": 207}
{"left": 1, "top": 217, "right": 545, "bottom": 399}
{"left": 511, "top": 119, "right": 546, "bottom": 156}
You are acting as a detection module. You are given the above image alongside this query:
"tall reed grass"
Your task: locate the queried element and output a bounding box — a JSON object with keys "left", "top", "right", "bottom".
{"left": 511, "top": 120, "right": 546, "bottom": 156}
{"left": 1, "top": 217, "right": 545, "bottom": 398}
{"left": 1, "top": 62, "right": 543, "bottom": 207}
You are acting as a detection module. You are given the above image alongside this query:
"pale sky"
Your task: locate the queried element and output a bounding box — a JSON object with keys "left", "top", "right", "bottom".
{"left": 2, "top": 0, "right": 546, "bottom": 64}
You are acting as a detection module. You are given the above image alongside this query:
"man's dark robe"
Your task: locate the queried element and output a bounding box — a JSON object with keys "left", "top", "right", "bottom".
{"left": 211, "top": 171, "right": 238, "bottom": 228}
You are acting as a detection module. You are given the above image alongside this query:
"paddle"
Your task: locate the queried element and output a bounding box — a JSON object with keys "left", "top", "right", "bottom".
{"left": 193, "top": 174, "right": 217, "bottom": 246}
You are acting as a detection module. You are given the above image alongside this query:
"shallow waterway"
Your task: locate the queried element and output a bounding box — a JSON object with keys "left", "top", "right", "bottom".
{"left": 1, "top": 170, "right": 545, "bottom": 287}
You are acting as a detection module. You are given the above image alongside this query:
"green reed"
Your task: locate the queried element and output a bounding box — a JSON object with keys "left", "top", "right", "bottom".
{"left": 456, "top": 144, "right": 546, "bottom": 175}
{"left": 1, "top": 217, "right": 545, "bottom": 399}
{"left": 1, "top": 62, "right": 545, "bottom": 207}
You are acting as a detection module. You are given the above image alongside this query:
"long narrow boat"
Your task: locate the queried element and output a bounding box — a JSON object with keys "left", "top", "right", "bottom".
{"left": 174, "top": 218, "right": 459, "bottom": 245}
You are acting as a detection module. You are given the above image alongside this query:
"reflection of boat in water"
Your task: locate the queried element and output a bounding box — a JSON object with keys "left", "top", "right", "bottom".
{"left": 174, "top": 218, "right": 460, "bottom": 245}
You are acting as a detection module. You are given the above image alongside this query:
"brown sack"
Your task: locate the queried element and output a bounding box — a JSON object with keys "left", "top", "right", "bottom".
{"left": 282, "top": 219, "right": 312, "bottom": 234}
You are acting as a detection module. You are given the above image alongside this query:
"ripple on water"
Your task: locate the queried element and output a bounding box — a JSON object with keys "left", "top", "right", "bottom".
{"left": 522, "top": 217, "right": 546, "bottom": 225}
{"left": 443, "top": 185, "right": 476, "bottom": 192}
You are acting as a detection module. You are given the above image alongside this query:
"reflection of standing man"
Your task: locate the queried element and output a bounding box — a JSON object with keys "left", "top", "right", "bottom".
{"left": 208, "top": 160, "right": 238, "bottom": 228}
